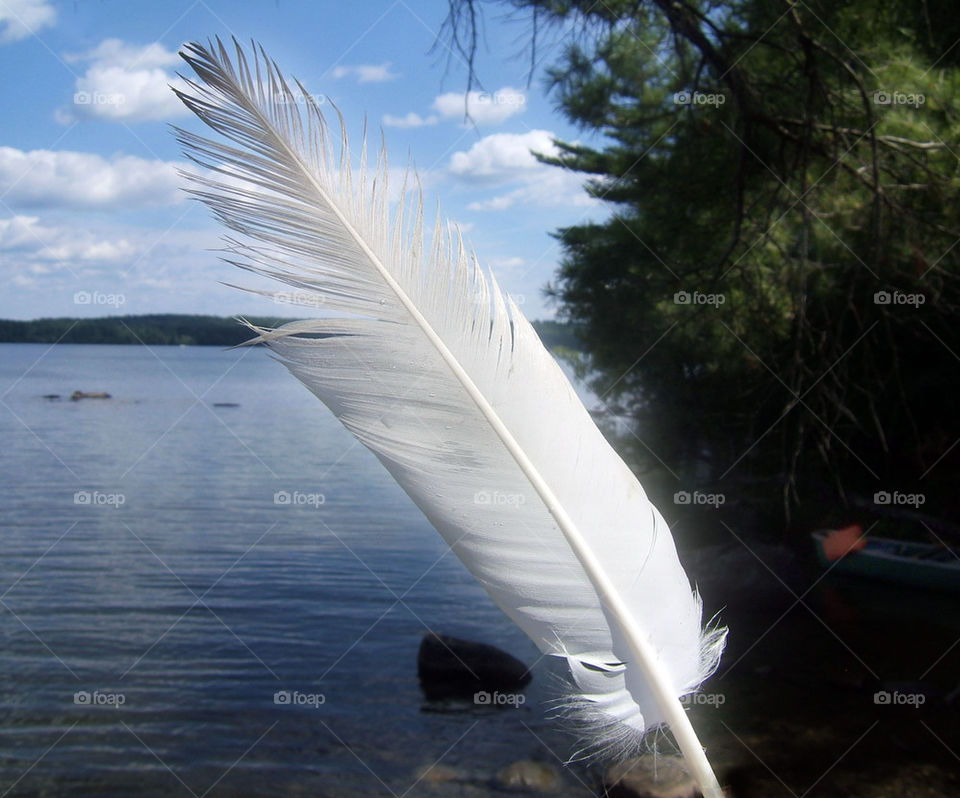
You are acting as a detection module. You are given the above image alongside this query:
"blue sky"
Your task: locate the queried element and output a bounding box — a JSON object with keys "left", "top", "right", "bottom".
{"left": 0, "top": 0, "right": 607, "bottom": 321}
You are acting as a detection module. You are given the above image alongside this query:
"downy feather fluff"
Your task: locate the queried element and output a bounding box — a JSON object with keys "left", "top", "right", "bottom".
{"left": 174, "top": 39, "right": 726, "bottom": 788}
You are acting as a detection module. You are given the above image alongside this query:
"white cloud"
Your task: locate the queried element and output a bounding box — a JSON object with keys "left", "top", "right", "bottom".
{"left": 0, "top": 0, "right": 55, "bottom": 43}
{"left": 0, "top": 216, "right": 220, "bottom": 277}
{"left": 448, "top": 130, "right": 597, "bottom": 211}
{"left": 0, "top": 215, "right": 53, "bottom": 251}
{"left": 331, "top": 63, "right": 398, "bottom": 83}
{"left": 0, "top": 146, "right": 184, "bottom": 209}
{"left": 432, "top": 87, "right": 527, "bottom": 126}
{"left": 66, "top": 38, "right": 180, "bottom": 70}
{"left": 382, "top": 111, "right": 438, "bottom": 129}
{"left": 0, "top": 213, "right": 240, "bottom": 321}
{"left": 0, "top": 211, "right": 309, "bottom": 319}
{"left": 468, "top": 194, "right": 516, "bottom": 211}
{"left": 489, "top": 256, "right": 526, "bottom": 270}
{"left": 386, "top": 87, "right": 527, "bottom": 132}
{"left": 449, "top": 130, "right": 558, "bottom": 182}
{"left": 465, "top": 172, "right": 597, "bottom": 211}
{"left": 58, "top": 38, "right": 190, "bottom": 122}
{"left": 0, "top": 215, "right": 138, "bottom": 266}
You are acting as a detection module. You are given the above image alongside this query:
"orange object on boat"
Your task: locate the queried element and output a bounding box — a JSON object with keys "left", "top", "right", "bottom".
{"left": 822, "top": 524, "right": 866, "bottom": 561}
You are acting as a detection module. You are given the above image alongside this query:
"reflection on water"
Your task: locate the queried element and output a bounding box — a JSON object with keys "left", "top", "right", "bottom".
{"left": 2, "top": 344, "right": 959, "bottom": 796}
{"left": 0, "top": 344, "right": 579, "bottom": 796}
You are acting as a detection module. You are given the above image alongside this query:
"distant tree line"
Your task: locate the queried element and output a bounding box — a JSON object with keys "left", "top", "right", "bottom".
{"left": 0, "top": 314, "right": 581, "bottom": 351}
{"left": 0, "top": 315, "right": 283, "bottom": 346}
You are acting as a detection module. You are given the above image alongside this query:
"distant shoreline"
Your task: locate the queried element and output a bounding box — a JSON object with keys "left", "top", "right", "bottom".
{"left": 0, "top": 314, "right": 582, "bottom": 350}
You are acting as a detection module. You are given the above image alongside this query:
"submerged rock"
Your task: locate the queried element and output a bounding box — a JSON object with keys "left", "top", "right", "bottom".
{"left": 414, "top": 763, "right": 464, "bottom": 784}
{"left": 604, "top": 754, "right": 698, "bottom": 798}
{"left": 417, "top": 633, "right": 531, "bottom": 700}
{"left": 495, "top": 760, "right": 561, "bottom": 792}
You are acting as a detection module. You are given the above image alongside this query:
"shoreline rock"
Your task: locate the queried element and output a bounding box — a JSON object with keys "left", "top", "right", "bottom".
{"left": 496, "top": 760, "right": 561, "bottom": 792}
{"left": 417, "top": 633, "right": 532, "bottom": 701}
{"left": 604, "top": 754, "right": 698, "bottom": 798}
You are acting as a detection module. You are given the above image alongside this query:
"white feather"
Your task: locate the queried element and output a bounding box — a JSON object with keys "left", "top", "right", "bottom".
{"left": 174, "top": 39, "right": 726, "bottom": 795}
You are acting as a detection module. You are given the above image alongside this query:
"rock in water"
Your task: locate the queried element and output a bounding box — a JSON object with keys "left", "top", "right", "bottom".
{"left": 417, "top": 633, "right": 531, "bottom": 700}
{"left": 414, "top": 763, "right": 463, "bottom": 784}
{"left": 604, "top": 755, "right": 698, "bottom": 798}
{"left": 70, "top": 390, "right": 111, "bottom": 400}
{"left": 496, "top": 760, "right": 560, "bottom": 792}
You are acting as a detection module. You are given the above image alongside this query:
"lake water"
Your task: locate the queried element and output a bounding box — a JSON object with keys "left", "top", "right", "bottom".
{"left": 0, "top": 343, "right": 585, "bottom": 797}
{"left": 5, "top": 344, "right": 960, "bottom": 798}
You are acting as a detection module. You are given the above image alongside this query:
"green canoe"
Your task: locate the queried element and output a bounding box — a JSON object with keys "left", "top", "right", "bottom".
{"left": 812, "top": 530, "right": 960, "bottom": 593}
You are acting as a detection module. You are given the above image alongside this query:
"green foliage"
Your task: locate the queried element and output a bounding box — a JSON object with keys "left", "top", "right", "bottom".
{"left": 447, "top": 0, "right": 960, "bottom": 523}
{"left": 545, "top": 0, "right": 960, "bottom": 521}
